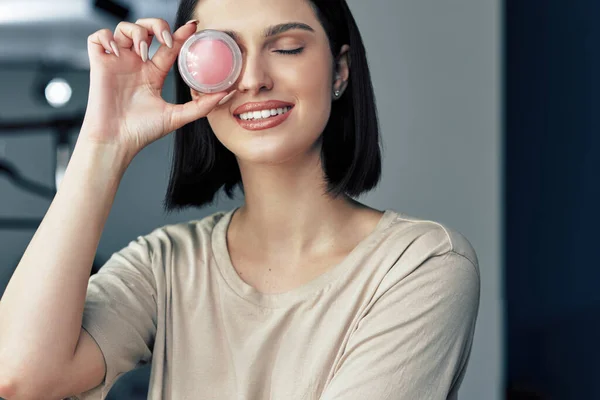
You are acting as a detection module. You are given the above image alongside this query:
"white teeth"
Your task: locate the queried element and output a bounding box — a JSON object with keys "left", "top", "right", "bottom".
{"left": 238, "top": 106, "right": 291, "bottom": 121}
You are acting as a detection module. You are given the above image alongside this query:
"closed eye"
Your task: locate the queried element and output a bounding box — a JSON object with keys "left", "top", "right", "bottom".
{"left": 275, "top": 48, "right": 304, "bottom": 55}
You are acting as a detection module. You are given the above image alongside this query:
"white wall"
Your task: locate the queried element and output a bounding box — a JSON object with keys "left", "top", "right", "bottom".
{"left": 347, "top": 0, "right": 502, "bottom": 398}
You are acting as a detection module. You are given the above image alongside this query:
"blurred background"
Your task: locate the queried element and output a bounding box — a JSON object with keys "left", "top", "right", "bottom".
{"left": 2, "top": 0, "right": 593, "bottom": 399}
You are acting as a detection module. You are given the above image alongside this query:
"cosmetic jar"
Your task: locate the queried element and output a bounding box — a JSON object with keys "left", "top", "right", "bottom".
{"left": 178, "top": 29, "right": 243, "bottom": 93}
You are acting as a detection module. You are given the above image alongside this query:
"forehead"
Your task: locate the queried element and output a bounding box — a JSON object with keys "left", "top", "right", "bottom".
{"left": 193, "top": 0, "right": 319, "bottom": 32}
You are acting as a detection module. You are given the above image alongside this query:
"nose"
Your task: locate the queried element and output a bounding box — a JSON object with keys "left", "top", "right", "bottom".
{"left": 236, "top": 50, "right": 273, "bottom": 95}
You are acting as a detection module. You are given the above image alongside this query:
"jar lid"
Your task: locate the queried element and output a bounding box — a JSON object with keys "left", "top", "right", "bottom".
{"left": 178, "top": 29, "right": 242, "bottom": 93}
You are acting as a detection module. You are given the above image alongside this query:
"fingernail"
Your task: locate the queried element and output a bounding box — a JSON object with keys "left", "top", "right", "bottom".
{"left": 140, "top": 41, "right": 148, "bottom": 62}
{"left": 218, "top": 90, "right": 237, "bottom": 106}
{"left": 186, "top": 19, "right": 199, "bottom": 25}
{"left": 162, "top": 31, "right": 173, "bottom": 49}
{"left": 110, "top": 41, "right": 120, "bottom": 57}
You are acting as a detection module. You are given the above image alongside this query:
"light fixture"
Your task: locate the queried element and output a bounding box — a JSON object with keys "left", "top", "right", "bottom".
{"left": 44, "top": 78, "right": 72, "bottom": 108}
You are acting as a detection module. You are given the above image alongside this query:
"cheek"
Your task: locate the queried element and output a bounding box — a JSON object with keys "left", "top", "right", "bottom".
{"left": 206, "top": 110, "right": 235, "bottom": 148}
{"left": 304, "top": 65, "right": 334, "bottom": 133}
{"left": 294, "top": 56, "right": 331, "bottom": 98}
{"left": 277, "top": 53, "right": 333, "bottom": 129}
{"left": 269, "top": 44, "right": 333, "bottom": 96}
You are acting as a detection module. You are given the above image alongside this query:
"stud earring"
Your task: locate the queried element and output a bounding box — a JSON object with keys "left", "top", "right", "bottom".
{"left": 334, "top": 90, "right": 341, "bottom": 98}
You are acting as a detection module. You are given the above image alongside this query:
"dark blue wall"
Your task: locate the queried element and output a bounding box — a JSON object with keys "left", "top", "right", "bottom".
{"left": 506, "top": 1, "right": 600, "bottom": 398}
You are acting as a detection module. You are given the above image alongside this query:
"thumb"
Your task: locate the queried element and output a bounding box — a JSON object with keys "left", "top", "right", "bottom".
{"left": 164, "top": 91, "right": 229, "bottom": 132}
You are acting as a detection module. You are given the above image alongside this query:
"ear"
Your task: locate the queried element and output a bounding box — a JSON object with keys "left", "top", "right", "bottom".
{"left": 333, "top": 44, "right": 351, "bottom": 98}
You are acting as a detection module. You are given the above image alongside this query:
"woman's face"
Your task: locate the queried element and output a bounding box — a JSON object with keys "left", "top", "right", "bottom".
{"left": 192, "top": 0, "right": 342, "bottom": 165}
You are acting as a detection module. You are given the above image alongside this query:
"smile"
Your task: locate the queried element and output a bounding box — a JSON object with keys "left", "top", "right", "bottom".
{"left": 236, "top": 106, "right": 292, "bottom": 121}
{"left": 233, "top": 103, "right": 295, "bottom": 131}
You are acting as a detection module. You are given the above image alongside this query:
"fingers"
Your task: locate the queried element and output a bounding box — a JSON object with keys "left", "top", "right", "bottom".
{"left": 88, "top": 18, "right": 197, "bottom": 71}
{"left": 150, "top": 21, "right": 199, "bottom": 73}
{"left": 134, "top": 18, "right": 173, "bottom": 48}
{"left": 164, "top": 91, "right": 229, "bottom": 133}
{"left": 112, "top": 18, "right": 173, "bottom": 62}
{"left": 88, "top": 29, "right": 120, "bottom": 59}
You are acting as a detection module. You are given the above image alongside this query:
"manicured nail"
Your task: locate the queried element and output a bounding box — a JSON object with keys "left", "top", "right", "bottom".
{"left": 110, "top": 41, "right": 120, "bottom": 57}
{"left": 186, "top": 19, "right": 199, "bottom": 25}
{"left": 162, "top": 31, "right": 173, "bottom": 49}
{"left": 140, "top": 41, "right": 148, "bottom": 62}
{"left": 218, "top": 90, "right": 237, "bottom": 106}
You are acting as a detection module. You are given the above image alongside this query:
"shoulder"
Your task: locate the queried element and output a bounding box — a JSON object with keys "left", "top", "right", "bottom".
{"left": 125, "top": 209, "right": 233, "bottom": 255}
{"left": 382, "top": 210, "right": 480, "bottom": 280}
{"left": 372, "top": 211, "right": 481, "bottom": 319}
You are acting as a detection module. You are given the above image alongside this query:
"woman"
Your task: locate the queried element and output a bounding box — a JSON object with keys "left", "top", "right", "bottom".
{"left": 0, "top": 0, "right": 480, "bottom": 399}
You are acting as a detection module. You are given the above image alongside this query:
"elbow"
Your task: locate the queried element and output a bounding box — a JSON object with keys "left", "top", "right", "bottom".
{"left": 0, "top": 376, "right": 17, "bottom": 399}
{"left": 0, "top": 374, "right": 54, "bottom": 400}
{"left": 0, "top": 354, "right": 63, "bottom": 400}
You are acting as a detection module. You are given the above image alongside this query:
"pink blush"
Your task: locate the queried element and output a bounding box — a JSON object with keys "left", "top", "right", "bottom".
{"left": 186, "top": 39, "right": 234, "bottom": 85}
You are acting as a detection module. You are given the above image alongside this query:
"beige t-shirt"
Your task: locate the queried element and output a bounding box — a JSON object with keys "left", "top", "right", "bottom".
{"left": 71, "top": 208, "right": 480, "bottom": 400}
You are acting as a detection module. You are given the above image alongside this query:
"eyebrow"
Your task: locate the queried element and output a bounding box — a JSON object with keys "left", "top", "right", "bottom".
{"left": 222, "top": 22, "right": 315, "bottom": 42}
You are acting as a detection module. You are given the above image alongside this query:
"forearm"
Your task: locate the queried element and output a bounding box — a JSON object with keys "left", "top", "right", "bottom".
{"left": 0, "top": 135, "right": 132, "bottom": 384}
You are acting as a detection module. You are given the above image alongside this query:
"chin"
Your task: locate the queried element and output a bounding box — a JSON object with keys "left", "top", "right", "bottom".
{"left": 234, "top": 142, "right": 309, "bottom": 166}
{"left": 210, "top": 117, "right": 324, "bottom": 165}
{"left": 232, "top": 137, "right": 321, "bottom": 168}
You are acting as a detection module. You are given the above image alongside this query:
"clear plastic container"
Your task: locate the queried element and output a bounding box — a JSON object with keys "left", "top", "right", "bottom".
{"left": 178, "top": 29, "right": 242, "bottom": 93}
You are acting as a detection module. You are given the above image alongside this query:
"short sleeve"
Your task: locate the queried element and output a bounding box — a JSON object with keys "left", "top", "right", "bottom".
{"left": 320, "top": 251, "right": 480, "bottom": 400}
{"left": 69, "top": 235, "right": 158, "bottom": 400}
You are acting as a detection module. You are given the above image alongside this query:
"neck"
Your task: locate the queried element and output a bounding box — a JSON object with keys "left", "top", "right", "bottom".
{"left": 232, "top": 150, "right": 366, "bottom": 261}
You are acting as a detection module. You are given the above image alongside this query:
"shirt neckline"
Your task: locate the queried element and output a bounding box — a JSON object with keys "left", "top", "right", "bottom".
{"left": 211, "top": 207, "right": 397, "bottom": 308}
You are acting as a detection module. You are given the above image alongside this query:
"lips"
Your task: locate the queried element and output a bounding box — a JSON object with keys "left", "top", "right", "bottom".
{"left": 233, "top": 100, "right": 295, "bottom": 116}
{"left": 232, "top": 100, "right": 295, "bottom": 131}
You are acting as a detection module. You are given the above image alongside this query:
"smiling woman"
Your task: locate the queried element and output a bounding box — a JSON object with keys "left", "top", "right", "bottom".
{"left": 0, "top": 0, "right": 480, "bottom": 399}
{"left": 168, "top": 0, "right": 380, "bottom": 204}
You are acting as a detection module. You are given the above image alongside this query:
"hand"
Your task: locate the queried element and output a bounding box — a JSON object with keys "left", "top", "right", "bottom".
{"left": 80, "top": 19, "right": 231, "bottom": 158}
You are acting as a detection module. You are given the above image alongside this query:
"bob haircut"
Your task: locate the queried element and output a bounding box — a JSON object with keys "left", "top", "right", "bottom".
{"left": 164, "top": 0, "right": 382, "bottom": 213}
